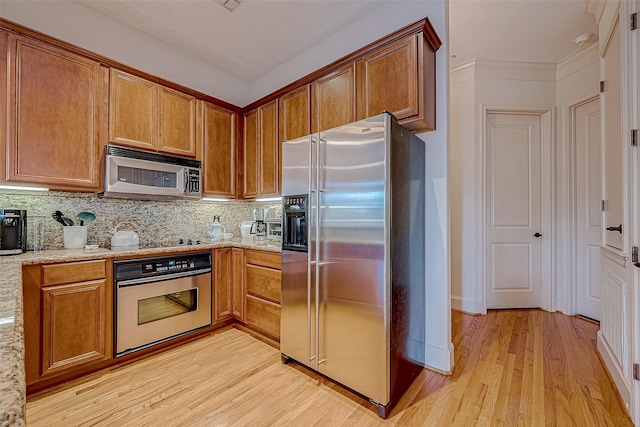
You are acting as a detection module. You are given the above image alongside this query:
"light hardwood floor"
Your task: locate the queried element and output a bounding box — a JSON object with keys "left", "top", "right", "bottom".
{"left": 26, "top": 310, "right": 633, "bottom": 426}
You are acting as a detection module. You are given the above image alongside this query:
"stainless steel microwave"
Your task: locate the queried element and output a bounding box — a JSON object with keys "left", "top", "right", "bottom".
{"left": 101, "top": 145, "right": 202, "bottom": 201}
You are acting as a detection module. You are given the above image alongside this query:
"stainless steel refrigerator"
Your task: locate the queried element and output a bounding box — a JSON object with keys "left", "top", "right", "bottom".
{"left": 280, "top": 112, "right": 426, "bottom": 418}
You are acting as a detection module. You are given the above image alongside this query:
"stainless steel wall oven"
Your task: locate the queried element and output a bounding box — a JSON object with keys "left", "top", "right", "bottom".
{"left": 114, "top": 252, "right": 212, "bottom": 356}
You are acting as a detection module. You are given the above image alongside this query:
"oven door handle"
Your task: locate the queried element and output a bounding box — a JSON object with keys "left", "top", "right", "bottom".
{"left": 116, "top": 268, "right": 212, "bottom": 288}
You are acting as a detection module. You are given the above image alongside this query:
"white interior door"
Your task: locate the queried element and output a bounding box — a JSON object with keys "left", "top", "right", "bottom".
{"left": 602, "top": 21, "right": 623, "bottom": 250}
{"left": 486, "top": 113, "right": 542, "bottom": 308}
{"left": 575, "top": 97, "right": 602, "bottom": 321}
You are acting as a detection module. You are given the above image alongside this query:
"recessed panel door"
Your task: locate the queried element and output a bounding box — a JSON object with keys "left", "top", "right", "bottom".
{"left": 486, "top": 113, "right": 542, "bottom": 308}
{"left": 601, "top": 21, "right": 623, "bottom": 250}
{"left": 575, "top": 98, "right": 602, "bottom": 321}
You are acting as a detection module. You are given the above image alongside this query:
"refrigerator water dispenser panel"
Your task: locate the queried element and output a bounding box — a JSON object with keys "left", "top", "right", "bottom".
{"left": 282, "top": 195, "right": 307, "bottom": 252}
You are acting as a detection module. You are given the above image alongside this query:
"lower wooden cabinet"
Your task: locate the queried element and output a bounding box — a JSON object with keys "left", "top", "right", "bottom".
{"left": 231, "top": 248, "right": 245, "bottom": 319}
{"left": 41, "top": 280, "right": 108, "bottom": 376}
{"left": 214, "top": 247, "right": 245, "bottom": 322}
{"left": 243, "top": 250, "right": 281, "bottom": 339}
{"left": 23, "top": 259, "right": 112, "bottom": 389}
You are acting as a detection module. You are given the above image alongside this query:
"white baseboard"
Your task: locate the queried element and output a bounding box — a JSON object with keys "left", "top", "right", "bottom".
{"left": 425, "top": 342, "right": 454, "bottom": 374}
{"left": 597, "top": 331, "right": 631, "bottom": 409}
{"left": 451, "top": 295, "right": 483, "bottom": 314}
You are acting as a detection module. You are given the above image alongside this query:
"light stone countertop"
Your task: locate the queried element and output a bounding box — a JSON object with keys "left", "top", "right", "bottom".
{"left": 0, "top": 238, "right": 281, "bottom": 426}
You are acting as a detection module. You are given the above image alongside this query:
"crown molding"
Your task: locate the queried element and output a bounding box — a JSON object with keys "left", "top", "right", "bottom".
{"left": 473, "top": 59, "right": 556, "bottom": 82}
{"left": 450, "top": 59, "right": 475, "bottom": 85}
{"left": 556, "top": 43, "right": 599, "bottom": 81}
{"left": 584, "top": 0, "right": 606, "bottom": 24}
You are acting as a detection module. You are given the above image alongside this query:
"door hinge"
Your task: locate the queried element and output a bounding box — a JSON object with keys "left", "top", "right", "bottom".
{"left": 632, "top": 12, "right": 638, "bottom": 30}
{"left": 632, "top": 129, "right": 638, "bottom": 146}
{"left": 601, "top": 199, "right": 607, "bottom": 212}
{"left": 634, "top": 363, "right": 640, "bottom": 380}
{"left": 633, "top": 246, "right": 639, "bottom": 264}
{"left": 600, "top": 81, "right": 605, "bottom": 92}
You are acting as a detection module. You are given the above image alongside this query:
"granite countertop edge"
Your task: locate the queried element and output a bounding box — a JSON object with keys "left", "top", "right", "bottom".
{"left": 0, "top": 238, "right": 281, "bottom": 425}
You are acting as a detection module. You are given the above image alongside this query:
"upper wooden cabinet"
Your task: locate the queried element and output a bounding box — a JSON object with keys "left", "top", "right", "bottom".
{"left": 158, "top": 86, "right": 197, "bottom": 157}
{"left": 244, "top": 18, "right": 440, "bottom": 143}
{"left": 200, "top": 101, "right": 237, "bottom": 198}
{"left": 243, "top": 99, "right": 279, "bottom": 198}
{"left": 312, "top": 64, "right": 356, "bottom": 133}
{"left": 280, "top": 85, "right": 311, "bottom": 142}
{"left": 5, "top": 34, "right": 107, "bottom": 190}
{"left": 356, "top": 34, "right": 418, "bottom": 123}
{"left": 110, "top": 69, "right": 197, "bottom": 158}
{"left": 0, "top": 31, "right": 8, "bottom": 183}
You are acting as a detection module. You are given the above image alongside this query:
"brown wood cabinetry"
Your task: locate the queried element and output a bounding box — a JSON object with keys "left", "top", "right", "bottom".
{"left": 312, "top": 64, "right": 356, "bottom": 133}
{"left": 243, "top": 250, "right": 281, "bottom": 338}
{"left": 0, "top": 31, "right": 7, "bottom": 182}
{"left": 200, "top": 101, "right": 237, "bottom": 197}
{"left": 356, "top": 32, "right": 436, "bottom": 131}
{"left": 243, "top": 100, "right": 279, "bottom": 197}
{"left": 110, "top": 69, "right": 197, "bottom": 158}
{"left": 214, "top": 248, "right": 246, "bottom": 321}
{"left": 158, "top": 86, "right": 197, "bottom": 157}
{"left": 23, "top": 259, "right": 112, "bottom": 390}
{"left": 5, "top": 34, "right": 107, "bottom": 190}
{"left": 214, "top": 248, "right": 233, "bottom": 321}
{"left": 280, "top": 85, "right": 311, "bottom": 142}
{"left": 231, "top": 248, "right": 245, "bottom": 319}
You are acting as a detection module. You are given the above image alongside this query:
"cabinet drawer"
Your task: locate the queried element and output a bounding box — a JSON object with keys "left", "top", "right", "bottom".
{"left": 246, "top": 264, "right": 281, "bottom": 303}
{"left": 245, "top": 250, "right": 281, "bottom": 270}
{"left": 245, "top": 294, "right": 280, "bottom": 338}
{"left": 42, "top": 259, "right": 106, "bottom": 286}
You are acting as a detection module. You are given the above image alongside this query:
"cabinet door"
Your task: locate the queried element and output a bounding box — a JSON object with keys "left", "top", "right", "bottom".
{"left": 109, "top": 69, "right": 157, "bottom": 151}
{"left": 280, "top": 85, "right": 311, "bottom": 142}
{"left": 41, "top": 280, "right": 109, "bottom": 376}
{"left": 158, "top": 86, "right": 197, "bottom": 157}
{"left": 232, "top": 248, "right": 245, "bottom": 319}
{"left": 259, "top": 99, "right": 279, "bottom": 195}
{"left": 313, "top": 64, "right": 356, "bottom": 133}
{"left": 0, "top": 31, "right": 7, "bottom": 183}
{"left": 214, "top": 248, "right": 233, "bottom": 321}
{"left": 201, "top": 101, "right": 237, "bottom": 197}
{"left": 6, "top": 35, "right": 105, "bottom": 189}
{"left": 243, "top": 109, "right": 259, "bottom": 197}
{"left": 356, "top": 34, "right": 419, "bottom": 122}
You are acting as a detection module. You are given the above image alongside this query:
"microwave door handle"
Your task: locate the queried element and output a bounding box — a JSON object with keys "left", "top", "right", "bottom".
{"left": 183, "top": 169, "right": 189, "bottom": 193}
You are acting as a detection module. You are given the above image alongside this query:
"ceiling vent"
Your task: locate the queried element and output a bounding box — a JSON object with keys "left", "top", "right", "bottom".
{"left": 215, "top": 0, "right": 241, "bottom": 12}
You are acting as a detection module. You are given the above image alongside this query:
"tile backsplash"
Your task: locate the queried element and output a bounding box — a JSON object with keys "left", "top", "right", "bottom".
{"left": 1, "top": 189, "right": 280, "bottom": 250}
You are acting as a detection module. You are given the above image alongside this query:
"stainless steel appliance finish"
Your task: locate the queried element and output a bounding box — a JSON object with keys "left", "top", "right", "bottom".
{"left": 280, "top": 113, "right": 426, "bottom": 418}
{"left": 101, "top": 145, "right": 202, "bottom": 201}
{"left": 114, "top": 252, "right": 212, "bottom": 356}
{"left": 0, "top": 209, "right": 27, "bottom": 255}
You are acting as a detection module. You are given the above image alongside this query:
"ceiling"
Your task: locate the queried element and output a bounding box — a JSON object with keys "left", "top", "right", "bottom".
{"left": 77, "top": 0, "right": 387, "bottom": 82}
{"left": 449, "top": 0, "right": 598, "bottom": 68}
{"left": 76, "top": 0, "right": 598, "bottom": 79}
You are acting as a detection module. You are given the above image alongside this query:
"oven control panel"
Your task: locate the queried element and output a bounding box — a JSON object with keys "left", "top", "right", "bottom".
{"left": 114, "top": 252, "right": 212, "bottom": 280}
{"left": 143, "top": 258, "right": 193, "bottom": 274}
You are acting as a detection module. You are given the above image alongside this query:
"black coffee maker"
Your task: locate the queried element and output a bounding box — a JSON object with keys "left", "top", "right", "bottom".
{"left": 0, "top": 209, "right": 27, "bottom": 255}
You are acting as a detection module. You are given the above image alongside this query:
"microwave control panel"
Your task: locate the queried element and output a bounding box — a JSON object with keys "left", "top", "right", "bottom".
{"left": 187, "top": 169, "right": 201, "bottom": 193}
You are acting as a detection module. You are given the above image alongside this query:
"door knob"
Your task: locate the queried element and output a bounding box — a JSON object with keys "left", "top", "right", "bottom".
{"left": 533, "top": 232, "right": 542, "bottom": 238}
{"left": 606, "top": 224, "right": 623, "bottom": 234}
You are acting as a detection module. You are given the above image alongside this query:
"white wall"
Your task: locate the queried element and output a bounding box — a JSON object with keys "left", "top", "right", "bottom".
{"left": 449, "top": 63, "right": 479, "bottom": 312}
{"left": 554, "top": 45, "right": 600, "bottom": 314}
{"left": 450, "top": 59, "right": 556, "bottom": 314}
